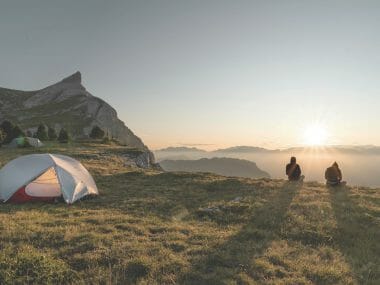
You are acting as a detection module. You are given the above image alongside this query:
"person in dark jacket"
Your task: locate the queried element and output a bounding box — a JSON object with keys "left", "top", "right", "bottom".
{"left": 325, "top": 162, "right": 346, "bottom": 186}
{"left": 286, "top": 157, "right": 304, "bottom": 181}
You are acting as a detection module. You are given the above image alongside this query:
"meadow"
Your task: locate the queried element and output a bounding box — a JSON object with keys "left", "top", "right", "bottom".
{"left": 0, "top": 143, "right": 378, "bottom": 284}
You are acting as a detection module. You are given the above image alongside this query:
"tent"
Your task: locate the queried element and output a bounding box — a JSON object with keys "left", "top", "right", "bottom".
{"left": 8, "top": 137, "right": 44, "bottom": 148}
{"left": 0, "top": 154, "right": 98, "bottom": 204}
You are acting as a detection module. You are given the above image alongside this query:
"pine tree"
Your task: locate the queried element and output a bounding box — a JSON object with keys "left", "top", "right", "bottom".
{"left": 58, "top": 128, "right": 69, "bottom": 143}
{"left": 0, "top": 120, "right": 14, "bottom": 144}
{"left": 48, "top": 127, "right": 57, "bottom": 140}
{"left": 36, "top": 124, "right": 48, "bottom": 140}
{"left": 0, "top": 129, "right": 5, "bottom": 146}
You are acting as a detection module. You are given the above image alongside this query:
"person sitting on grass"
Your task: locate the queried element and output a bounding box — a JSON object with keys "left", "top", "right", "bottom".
{"left": 325, "top": 162, "right": 346, "bottom": 186}
{"left": 286, "top": 156, "right": 304, "bottom": 182}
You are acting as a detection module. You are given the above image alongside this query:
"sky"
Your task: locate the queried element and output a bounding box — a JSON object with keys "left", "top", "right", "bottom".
{"left": 0, "top": 0, "right": 379, "bottom": 150}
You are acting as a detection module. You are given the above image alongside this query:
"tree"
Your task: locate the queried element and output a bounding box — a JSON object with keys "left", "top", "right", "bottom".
{"left": 48, "top": 127, "right": 57, "bottom": 140}
{"left": 0, "top": 121, "right": 26, "bottom": 144}
{"left": 0, "top": 129, "right": 5, "bottom": 146}
{"left": 58, "top": 128, "right": 69, "bottom": 143}
{"left": 89, "top": 125, "right": 105, "bottom": 139}
{"left": 0, "top": 120, "right": 14, "bottom": 144}
{"left": 36, "top": 124, "right": 48, "bottom": 140}
{"left": 12, "top": 125, "right": 25, "bottom": 138}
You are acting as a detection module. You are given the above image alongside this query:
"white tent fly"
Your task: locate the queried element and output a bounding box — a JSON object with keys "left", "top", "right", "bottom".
{"left": 0, "top": 154, "right": 98, "bottom": 204}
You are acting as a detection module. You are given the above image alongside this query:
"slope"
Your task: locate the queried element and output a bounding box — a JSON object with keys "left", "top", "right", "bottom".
{"left": 0, "top": 144, "right": 378, "bottom": 284}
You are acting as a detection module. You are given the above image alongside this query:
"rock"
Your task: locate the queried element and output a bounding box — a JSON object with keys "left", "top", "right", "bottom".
{"left": 61, "top": 71, "right": 82, "bottom": 84}
{"left": 232, "top": 196, "right": 243, "bottom": 202}
{"left": 119, "top": 149, "right": 162, "bottom": 170}
{"left": 135, "top": 152, "right": 153, "bottom": 168}
{"left": 199, "top": 206, "right": 221, "bottom": 213}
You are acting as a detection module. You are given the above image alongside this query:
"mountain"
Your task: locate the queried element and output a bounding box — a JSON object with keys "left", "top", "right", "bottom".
{"left": 158, "top": 144, "right": 380, "bottom": 156}
{"left": 213, "top": 146, "right": 278, "bottom": 153}
{"left": 324, "top": 145, "right": 380, "bottom": 155}
{"left": 154, "top": 146, "right": 208, "bottom": 161}
{"left": 0, "top": 71, "right": 147, "bottom": 151}
{"left": 160, "top": 157, "right": 270, "bottom": 179}
{"left": 283, "top": 145, "right": 380, "bottom": 155}
{"left": 157, "top": 147, "right": 207, "bottom": 153}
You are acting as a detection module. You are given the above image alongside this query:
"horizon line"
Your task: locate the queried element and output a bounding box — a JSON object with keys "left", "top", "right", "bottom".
{"left": 153, "top": 144, "right": 380, "bottom": 152}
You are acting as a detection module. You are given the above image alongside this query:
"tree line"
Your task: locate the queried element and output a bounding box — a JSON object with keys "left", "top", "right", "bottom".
{"left": 0, "top": 120, "right": 106, "bottom": 146}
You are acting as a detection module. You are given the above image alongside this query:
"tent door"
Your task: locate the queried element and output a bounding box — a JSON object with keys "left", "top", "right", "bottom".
{"left": 25, "top": 167, "right": 61, "bottom": 197}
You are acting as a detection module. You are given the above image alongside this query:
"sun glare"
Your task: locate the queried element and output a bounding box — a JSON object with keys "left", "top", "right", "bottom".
{"left": 303, "top": 124, "right": 328, "bottom": 146}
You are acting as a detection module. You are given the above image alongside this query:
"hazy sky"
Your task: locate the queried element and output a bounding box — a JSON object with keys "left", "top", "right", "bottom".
{"left": 1, "top": 1, "right": 379, "bottom": 150}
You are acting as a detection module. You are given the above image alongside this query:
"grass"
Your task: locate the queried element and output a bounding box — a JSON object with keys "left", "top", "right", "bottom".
{"left": 0, "top": 143, "right": 379, "bottom": 284}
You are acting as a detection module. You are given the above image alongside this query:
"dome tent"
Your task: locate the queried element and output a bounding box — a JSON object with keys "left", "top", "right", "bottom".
{"left": 0, "top": 154, "right": 98, "bottom": 204}
{"left": 8, "top": 137, "right": 44, "bottom": 148}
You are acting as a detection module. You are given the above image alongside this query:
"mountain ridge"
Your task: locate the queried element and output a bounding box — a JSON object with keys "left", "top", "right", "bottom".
{"left": 156, "top": 145, "right": 380, "bottom": 155}
{"left": 158, "top": 146, "right": 208, "bottom": 152}
{"left": 160, "top": 157, "right": 270, "bottom": 179}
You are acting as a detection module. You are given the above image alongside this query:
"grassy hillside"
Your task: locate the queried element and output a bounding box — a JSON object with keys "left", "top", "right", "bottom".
{"left": 0, "top": 144, "right": 379, "bottom": 284}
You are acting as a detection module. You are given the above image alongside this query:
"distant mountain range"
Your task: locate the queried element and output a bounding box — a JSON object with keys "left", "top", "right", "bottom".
{"left": 156, "top": 145, "right": 380, "bottom": 155}
{"left": 214, "top": 146, "right": 277, "bottom": 153}
{"left": 156, "top": 145, "right": 380, "bottom": 187}
{"left": 158, "top": 147, "right": 208, "bottom": 153}
{"left": 160, "top": 157, "right": 270, "bottom": 179}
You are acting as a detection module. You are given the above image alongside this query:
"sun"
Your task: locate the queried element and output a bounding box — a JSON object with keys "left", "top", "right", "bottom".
{"left": 303, "top": 124, "right": 328, "bottom": 146}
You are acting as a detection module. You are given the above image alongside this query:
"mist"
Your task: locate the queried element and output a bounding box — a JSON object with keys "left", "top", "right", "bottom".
{"left": 155, "top": 148, "right": 380, "bottom": 187}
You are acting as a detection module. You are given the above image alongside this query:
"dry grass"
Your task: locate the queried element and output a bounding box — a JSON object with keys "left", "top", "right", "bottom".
{"left": 0, "top": 143, "right": 379, "bottom": 284}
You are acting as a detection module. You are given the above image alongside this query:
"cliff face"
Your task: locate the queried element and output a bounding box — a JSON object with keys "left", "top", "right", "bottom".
{"left": 0, "top": 71, "right": 148, "bottom": 151}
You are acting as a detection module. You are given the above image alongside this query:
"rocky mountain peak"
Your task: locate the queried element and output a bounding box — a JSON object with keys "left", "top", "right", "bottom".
{"left": 60, "top": 71, "right": 82, "bottom": 85}
{"left": 0, "top": 72, "right": 156, "bottom": 166}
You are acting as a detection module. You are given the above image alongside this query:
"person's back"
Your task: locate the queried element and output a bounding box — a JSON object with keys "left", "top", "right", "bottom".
{"left": 286, "top": 157, "right": 303, "bottom": 181}
{"left": 325, "top": 162, "right": 344, "bottom": 186}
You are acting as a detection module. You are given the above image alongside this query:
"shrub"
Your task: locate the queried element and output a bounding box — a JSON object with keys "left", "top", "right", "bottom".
{"left": 89, "top": 125, "right": 105, "bottom": 139}
{"left": 101, "top": 136, "right": 111, "bottom": 144}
